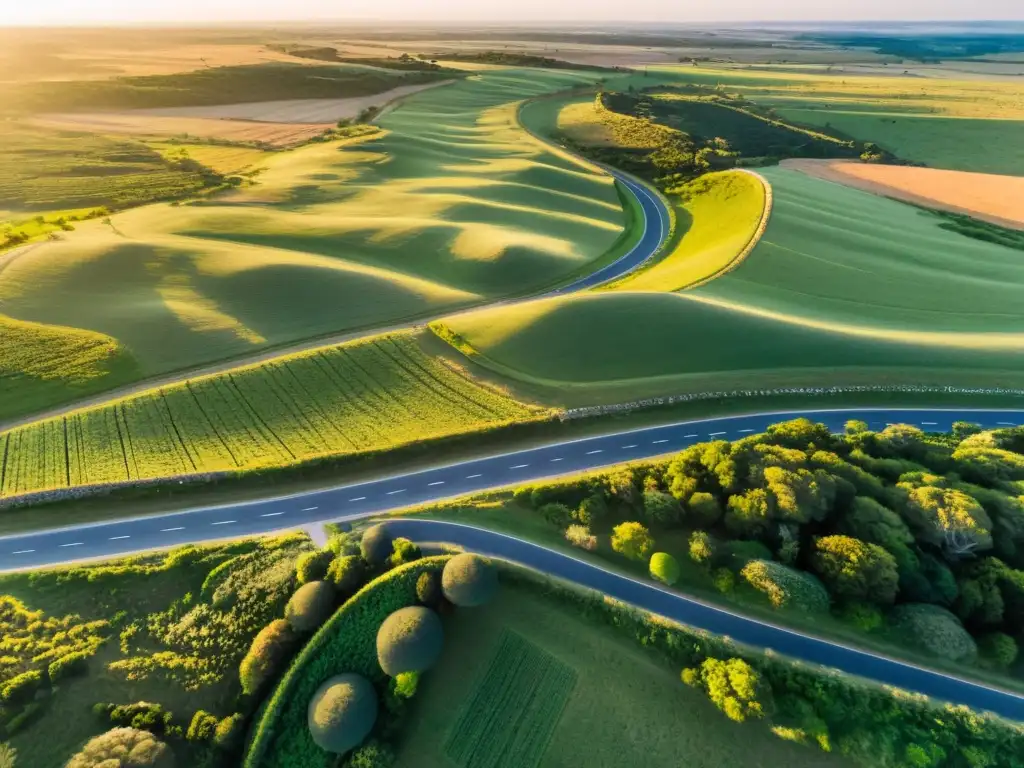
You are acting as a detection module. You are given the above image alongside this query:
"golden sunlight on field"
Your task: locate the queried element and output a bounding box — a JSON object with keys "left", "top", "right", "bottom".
{"left": 783, "top": 159, "right": 1024, "bottom": 230}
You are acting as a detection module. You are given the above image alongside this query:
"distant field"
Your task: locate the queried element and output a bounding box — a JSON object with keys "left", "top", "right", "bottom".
{"left": 148, "top": 143, "right": 272, "bottom": 175}
{"left": 0, "top": 69, "right": 628, "bottom": 420}
{"left": 396, "top": 581, "right": 848, "bottom": 768}
{"left": 438, "top": 167, "right": 1024, "bottom": 406}
{"left": 783, "top": 159, "right": 1024, "bottom": 230}
{"left": 0, "top": 331, "right": 540, "bottom": 502}
{"left": 612, "top": 170, "right": 766, "bottom": 291}
{"left": 646, "top": 66, "right": 1024, "bottom": 175}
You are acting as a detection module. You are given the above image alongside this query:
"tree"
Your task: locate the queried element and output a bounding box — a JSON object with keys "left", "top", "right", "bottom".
{"left": 649, "top": 553, "right": 681, "bottom": 585}
{"left": 682, "top": 657, "right": 771, "bottom": 723}
{"left": 376, "top": 607, "right": 444, "bottom": 676}
{"left": 952, "top": 421, "right": 982, "bottom": 441}
{"left": 642, "top": 490, "right": 681, "bottom": 525}
{"left": 327, "top": 531, "right": 362, "bottom": 557}
{"left": 611, "top": 522, "right": 654, "bottom": 561}
{"left": 900, "top": 485, "right": 993, "bottom": 555}
{"left": 296, "top": 550, "right": 334, "bottom": 585}
{"left": 538, "top": 502, "right": 573, "bottom": 527}
{"left": 740, "top": 560, "right": 830, "bottom": 613}
{"left": 388, "top": 538, "right": 421, "bottom": 568}
{"left": 979, "top": 632, "right": 1019, "bottom": 669}
{"left": 327, "top": 555, "right": 367, "bottom": 596}
{"left": 953, "top": 447, "right": 1024, "bottom": 485}
{"left": 845, "top": 420, "right": 869, "bottom": 435}
{"left": 765, "top": 418, "right": 831, "bottom": 450}
{"left": 308, "top": 674, "right": 378, "bottom": 754}
{"left": 841, "top": 497, "right": 913, "bottom": 551}
{"left": 763, "top": 467, "right": 836, "bottom": 524}
{"left": 574, "top": 494, "right": 609, "bottom": 526}
{"left": 187, "top": 710, "right": 218, "bottom": 742}
{"left": 240, "top": 619, "right": 296, "bottom": 695}
{"left": 442, "top": 553, "right": 498, "bottom": 607}
{"left": 285, "top": 581, "right": 336, "bottom": 633}
{"left": 889, "top": 604, "right": 977, "bottom": 663}
{"left": 874, "top": 424, "right": 927, "bottom": 460}
{"left": 724, "top": 489, "right": 773, "bottom": 538}
{"left": 66, "top": 728, "right": 173, "bottom": 768}
{"left": 689, "top": 530, "right": 717, "bottom": 568}
{"left": 346, "top": 740, "right": 396, "bottom": 768}
{"left": 564, "top": 524, "right": 597, "bottom": 551}
{"left": 213, "top": 714, "right": 245, "bottom": 753}
{"left": 687, "top": 492, "right": 722, "bottom": 527}
{"left": 811, "top": 535, "right": 899, "bottom": 605}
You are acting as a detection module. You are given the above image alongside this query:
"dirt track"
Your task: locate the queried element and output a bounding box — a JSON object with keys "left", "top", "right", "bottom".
{"left": 782, "top": 159, "right": 1024, "bottom": 231}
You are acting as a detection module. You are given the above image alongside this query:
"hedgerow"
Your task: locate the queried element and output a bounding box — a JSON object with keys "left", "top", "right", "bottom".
{"left": 244, "top": 556, "right": 450, "bottom": 768}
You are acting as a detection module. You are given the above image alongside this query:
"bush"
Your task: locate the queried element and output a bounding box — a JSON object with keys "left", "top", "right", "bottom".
{"left": 285, "top": 580, "right": 336, "bottom": 633}
{"left": 888, "top": 604, "right": 978, "bottom": 663}
{"left": 978, "top": 632, "right": 1018, "bottom": 669}
{"left": 811, "top": 535, "right": 899, "bottom": 605}
{"left": 344, "top": 740, "right": 396, "bottom": 768}
{"left": 682, "top": 657, "right": 771, "bottom": 723}
{"left": 213, "top": 713, "right": 246, "bottom": 752}
{"left": 307, "top": 674, "right": 378, "bottom": 754}
{"left": 66, "top": 727, "right": 174, "bottom": 768}
{"left": 415, "top": 570, "right": 443, "bottom": 608}
{"left": 388, "top": 538, "right": 422, "bottom": 568}
{"left": 0, "top": 744, "right": 14, "bottom": 768}
{"left": 642, "top": 490, "right": 681, "bottom": 525}
{"left": 538, "top": 502, "right": 573, "bottom": 527}
{"left": 649, "top": 552, "right": 681, "bottom": 585}
{"left": 48, "top": 650, "right": 90, "bottom": 682}
{"left": 327, "top": 532, "right": 362, "bottom": 558}
{"left": 239, "top": 619, "right": 297, "bottom": 696}
{"left": 106, "top": 702, "right": 173, "bottom": 735}
{"left": 361, "top": 525, "right": 394, "bottom": 566}
{"left": 574, "top": 494, "right": 609, "bottom": 526}
{"left": 713, "top": 568, "right": 735, "bottom": 595}
{"left": 838, "top": 601, "right": 883, "bottom": 632}
{"left": 0, "top": 670, "right": 43, "bottom": 705}
{"left": 687, "top": 492, "right": 723, "bottom": 527}
{"left": 376, "top": 606, "right": 443, "bottom": 676}
{"left": 723, "top": 539, "right": 772, "bottom": 569}
{"left": 442, "top": 553, "right": 498, "bottom": 607}
{"left": 740, "top": 560, "right": 830, "bottom": 613}
{"left": 328, "top": 555, "right": 368, "bottom": 596}
{"left": 296, "top": 550, "right": 335, "bottom": 585}
{"left": 611, "top": 522, "right": 654, "bottom": 561}
{"left": 564, "top": 524, "right": 598, "bottom": 551}
{"left": 688, "top": 531, "right": 716, "bottom": 567}
{"left": 187, "top": 710, "right": 219, "bottom": 742}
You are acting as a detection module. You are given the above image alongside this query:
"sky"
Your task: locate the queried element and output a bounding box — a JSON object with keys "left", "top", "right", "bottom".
{"left": 2, "top": 0, "right": 1022, "bottom": 26}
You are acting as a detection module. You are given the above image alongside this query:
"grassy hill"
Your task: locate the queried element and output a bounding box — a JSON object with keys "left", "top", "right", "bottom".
{"left": 0, "top": 68, "right": 630, "bottom": 422}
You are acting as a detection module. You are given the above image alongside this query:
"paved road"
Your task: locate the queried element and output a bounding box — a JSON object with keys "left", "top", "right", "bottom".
{"left": 382, "top": 517, "right": 1024, "bottom": 721}
{"left": 2, "top": 408, "right": 1020, "bottom": 573}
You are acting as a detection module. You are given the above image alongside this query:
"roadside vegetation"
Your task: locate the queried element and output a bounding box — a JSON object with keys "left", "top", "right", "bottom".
{"left": 0, "top": 331, "right": 542, "bottom": 505}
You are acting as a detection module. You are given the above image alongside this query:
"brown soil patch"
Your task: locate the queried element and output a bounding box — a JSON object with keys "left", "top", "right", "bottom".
{"left": 783, "top": 159, "right": 1024, "bottom": 230}
{"left": 28, "top": 113, "right": 329, "bottom": 148}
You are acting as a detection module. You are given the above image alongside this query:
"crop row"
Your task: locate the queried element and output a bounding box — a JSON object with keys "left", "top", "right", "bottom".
{"left": 444, "top": 630, "right": 577, "bottom": 768}
{"left": 0, "top": 333, "right": 538, "bottom": 499}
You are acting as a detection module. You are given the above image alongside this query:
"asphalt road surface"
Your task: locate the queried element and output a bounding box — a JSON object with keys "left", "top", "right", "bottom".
{"left": 382, "top": 517, "right": 1024, "bottom": 721}
{"left": 2, "top": 407, "right": 1023, "bottom": 719}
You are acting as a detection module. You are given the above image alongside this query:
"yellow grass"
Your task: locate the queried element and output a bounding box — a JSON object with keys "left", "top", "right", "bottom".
{"left": 148, "top": 143, "right": 271, "bottom": 175}
{"left": 0, "top": 315, "right": 124, "bottom": 383}
{"left": 557, "top": 94, "right": 676, "bottom": 150}
{"left": 782, "top": 160, "right": 1024, "bottom": 230}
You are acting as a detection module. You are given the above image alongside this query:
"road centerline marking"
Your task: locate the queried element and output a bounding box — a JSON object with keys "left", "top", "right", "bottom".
{"left": 108, "top": 535, "right": 131, "bottom": 540}
{"left": 585, "top": 450, "right": 603, "bottom": 455}
{"left": 386, "top": 489, "right": 406, "bottom": 495}
{"left": 349, "top": 496, "right": 367, "bottom": 502}
{"left": 708, "top": 432, "right": 727, "bottom": 437}
{"left": 59, "top": 542, "right": 84, "bottom": 547}
{"left": 621, "top": 444, "right": 638, "bottom": 449}
{"left": 11, "top": 550, "right": 35, "bottom": 554}
{"left": 510, "top": 464, "right": 529, "bottom": 469}
{"left": 261, "top": 512, "right": 285, "bottom": 517}
{"left": 428, "top": 481, "right": 445, "bottom": 486}
{"left": 301, "top": 506, "right": 318, "bottom": 512}
{"left": 211, "top": 520, "right": 236, "bottom": 526}
{"left": 160, "top": 527, "right": 185, "bottom": 532}
{"left": 466, "top": 474, "right": 483, "bottom": 479}
{"left": 652, "top": 439, "right": 669, "bottom": 444}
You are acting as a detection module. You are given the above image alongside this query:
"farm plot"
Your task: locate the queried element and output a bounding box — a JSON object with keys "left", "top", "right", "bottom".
{"left": 0, "top": 332, "right": 541, "bottom": 501}
{"left": 445, "top": 630, "right": 577, "bottom": 768}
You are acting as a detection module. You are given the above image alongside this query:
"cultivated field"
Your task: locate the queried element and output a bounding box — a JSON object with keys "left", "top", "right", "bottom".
{"left": 148, "top": 143, "right": 272, "bottom": 175}
{"left": 783, "top": 160, "right": 1024, "bottom": 230}
{"left": 437, "top": 166, "right": 1024, "bottom": 406}
{"left": 0, "top": 331, "right": 539, "bottom": 501}
{"left": 396, "top": 582, "right": 849, "bottom": 767}
{"left": 613, "top": 170, "right": 767, "bottom": 291}
{"left": 0, "top": 69, "right": 628, "bottom": 420}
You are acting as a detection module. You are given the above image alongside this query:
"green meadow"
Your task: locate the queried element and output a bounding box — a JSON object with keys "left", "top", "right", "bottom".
{"left": 0, "top": 69, "right": 629, "bottom": 422}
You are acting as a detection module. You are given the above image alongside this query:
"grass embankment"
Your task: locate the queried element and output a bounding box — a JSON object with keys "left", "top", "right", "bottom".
{"left": 0, "top": 534, "right": 312, "bottom": 768}
{"left": 0, "top": 330, "right": 542, "bottom": 505}
{"left": 0, "top": 68, "right": 630, "bottom": 420}
{"left": 397, "top": 581, "right": 847, "bottom": 768}
{"left": 647, "top": 66, "right": 1024, "bottom": 175}
{"left": 436, "top": 166, "right": 1024, "bottom": 407}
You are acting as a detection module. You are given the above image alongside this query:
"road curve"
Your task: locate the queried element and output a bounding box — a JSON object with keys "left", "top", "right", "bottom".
{"left": 382, "top": 517, "right": 1024, "bottom": 721}
{"left": 2, "top": 408, "right": 1021, "bottom": 574}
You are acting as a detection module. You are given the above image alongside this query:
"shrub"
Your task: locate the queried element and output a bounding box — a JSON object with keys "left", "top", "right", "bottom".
{"left": 538, "top": 503, "right": 573, "bottom": 527}
{"left": 838, "top": 602, "right": 883, "bottom": 632}
{"left": 328, "top": 555, "right": 368, "bottom": 596}
{"left": 649, "top": 552, "right": 681, "bottom": 586}
{"left": 376, "top": 606, "right": 443, "bottom": 676}
{"left": 712, "top": 568, "right": 735, "bottom": 595}
{"left": 307, "top": 674, "right": 378, "bottom": 754}
{"left": 415, "top": 570, "right": 443, "bottom": 607}
{"left": 900, "top": 485, "right": 993, "bottom": 555}
{"left": 574, "top": 494, "right": 609, "bottom": 526}
{"left": 327, "top": 532, "right": 362, "bottom": 557}
{"left": 106, "top": 702, "right": 173, "bottom": 735}
{"left": 978, "top": 632, "right": 1018, "bottom": 669}
{"left": 0, "top": 744, "right": 14, "bottom": 768}
{"left": 442, "top": 553, "right": 498, "bottom": 607}
{"left": 213, "top": 713, "right": 246, "bottom": 752}
{"left": 723, "top": 539, "right": 772, "bottom": 569}
{"left": 66, "top": 727, "right": 174, "bottom": 768}
{"left": 48, "top": 650, "right": 89, "bottom": 682}
{"left": 239, "top": 619, "right": 297, "bottom": 696}
{"left": 688, "top": 531, "right": 716, "bottom": 567}
{"left": 392, "top": 671, "right": 419, "bottom": 699}
{"left": 611, "top": 522, "right": 654, "bottom": 561}
{"left": 642, "top": 490, "right": 681, "bottom": 525}
{"left": 687, "top": 492, "right": 723, "bottom": 527}
{"left": 285, "top": 581, "right": 336, "bottom": 633}
{"left": 564, "top": 524, "right": 597, "bottom": 551}
{"left": 344, "top": 740, "right": 396, "bottom": 768}
{"left": 388, "top": 538, "right": 422, "bottom": 568}
{"left": 740, "top": 560, "right": 830, "bottom": 613}
{"left": 296, "top": 550, "right": 335, "bottom": 585}
{"left": 0, "top": 670, "right": 43, "bottom": 705}
{"left": 889, "top": 604, "right": 978, "bottom": 663}
{"left": 187, "top": 710, "right": 219, "bottom": 742}
{"left": 682, "top": 657, "right": 771, "bottom": 723}
{"left": 811, "top": 535, "right": 899, "bottom": 605}
{"left": 361, "top": 525, "right": 394, "bottom": 566}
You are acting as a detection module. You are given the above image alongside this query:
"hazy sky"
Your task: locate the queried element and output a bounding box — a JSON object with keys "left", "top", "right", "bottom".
{"left": 3, "top": 0, "right": 1022, "bottom": 25}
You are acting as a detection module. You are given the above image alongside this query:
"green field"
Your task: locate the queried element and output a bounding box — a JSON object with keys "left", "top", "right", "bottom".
{"left": 438, "top": 167, "right": 1024, "bottom": 406}
{"left": 0, "top": 331, "right": 541, "bottom": 502}
{"left": 613, "top": 170, "right": 766, "bottom": 291}
{"left": 396, "top": 581, "right": 848, "bottom": 768}
{"left": 0, "top": 69, "right": 628, "bottom": 421}
{"left": 644, "top": 66, "right": 1024, "bottom": 175}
